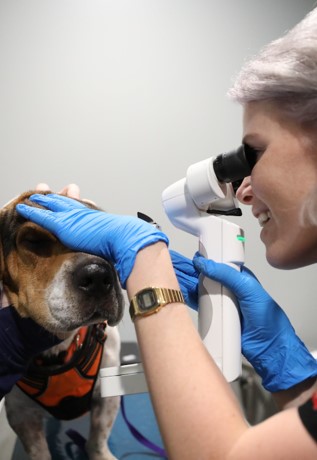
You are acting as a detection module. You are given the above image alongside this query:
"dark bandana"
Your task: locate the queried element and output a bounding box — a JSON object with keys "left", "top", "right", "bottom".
{"left": 298, "top": 391, "right": 317, "bottom": 442}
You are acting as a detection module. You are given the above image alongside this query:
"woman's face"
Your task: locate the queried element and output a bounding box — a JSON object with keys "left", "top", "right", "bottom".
{"left": 236, "top": 101, "right": 317, "bottom": 269}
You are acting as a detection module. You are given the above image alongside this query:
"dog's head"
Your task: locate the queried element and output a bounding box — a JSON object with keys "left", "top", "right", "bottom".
{"left": 0, "top": 191, "right": 124, "bottom": 333}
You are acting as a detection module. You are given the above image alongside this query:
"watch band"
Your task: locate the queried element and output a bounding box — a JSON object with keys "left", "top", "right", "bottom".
{"left": 129, "top": 287, "right": 185, "bottom": 321}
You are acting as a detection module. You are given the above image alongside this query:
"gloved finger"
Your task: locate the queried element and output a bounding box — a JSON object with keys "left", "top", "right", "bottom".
{"left": 193, "top": 253, "right": 257, "bottom": 300}
{"left": 174, "top": 271, "right": 199, "bottom": 311}
{"left": 167, "top": 251, "right": 199, "bottom": 311}
{"left": 16, "top": 204, "right": 57, "bottom": 230}
{"left": 170, "top": 250, "right": 200, "bottom": 278}
{"left": 28, "top": 194, "right": 86, "bottom": 212}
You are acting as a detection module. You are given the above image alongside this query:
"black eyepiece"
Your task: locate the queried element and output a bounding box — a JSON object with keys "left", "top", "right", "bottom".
{"left": 213, "top": 144, "right": 256, "bottom": 183}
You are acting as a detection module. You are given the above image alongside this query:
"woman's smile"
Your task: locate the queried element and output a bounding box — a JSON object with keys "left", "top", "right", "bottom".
{"left": 236, "top": 101, "right": 317, "bottom": 269}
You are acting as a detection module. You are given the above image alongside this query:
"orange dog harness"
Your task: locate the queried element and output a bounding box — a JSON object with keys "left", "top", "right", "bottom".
{"left": 16, "top": 323, "right": 107, "bottom": 420}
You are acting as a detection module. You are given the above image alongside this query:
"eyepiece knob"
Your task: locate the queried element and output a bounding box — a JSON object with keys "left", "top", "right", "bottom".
{"left": 213, "top": 145, "right": 255, "bottom": 183}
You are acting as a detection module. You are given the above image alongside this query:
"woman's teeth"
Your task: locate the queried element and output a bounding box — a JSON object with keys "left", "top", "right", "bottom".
{"left": 258, "top": 211, "right": 271, "bottom": 227}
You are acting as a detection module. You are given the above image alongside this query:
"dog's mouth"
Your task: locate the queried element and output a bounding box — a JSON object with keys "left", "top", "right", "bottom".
{"left": 46, "top": 307, "right": 122, "bottom": 333}
{"left": 78, "top": 306, "right": 122, "bottom": 328}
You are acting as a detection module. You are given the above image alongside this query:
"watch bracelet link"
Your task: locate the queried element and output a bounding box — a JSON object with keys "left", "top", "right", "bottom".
{"left": 154, "top": 287, "right": 184, "bottom": 304}
{"left": 129, "top": 287, "right": 185, "bottom": 321}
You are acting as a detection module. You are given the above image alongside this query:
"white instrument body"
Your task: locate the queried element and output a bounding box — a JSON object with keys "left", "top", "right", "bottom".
{"left": 161, "top": 171, "right": 244, "bottom": 382}
{"left": 100, "top": 156, "right": 244, "bottom": 397}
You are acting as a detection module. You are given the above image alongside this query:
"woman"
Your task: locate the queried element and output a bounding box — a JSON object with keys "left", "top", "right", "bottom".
{"left": 14, "top": 7, "right": 317, "bottom": 459}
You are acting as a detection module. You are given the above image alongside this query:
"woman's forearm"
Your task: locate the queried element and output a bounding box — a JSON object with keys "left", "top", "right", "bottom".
{"left": 126, "top": 243, "right": 248, "bottom": 459}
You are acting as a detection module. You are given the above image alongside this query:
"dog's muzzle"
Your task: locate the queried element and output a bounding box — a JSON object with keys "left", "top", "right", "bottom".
{"left": 47, "top": 255, "right": 123, "bottom": 330}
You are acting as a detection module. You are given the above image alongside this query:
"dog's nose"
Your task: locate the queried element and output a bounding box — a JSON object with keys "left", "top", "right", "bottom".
{"left": 74, "top": 263, "right": 114, "bottom": 296}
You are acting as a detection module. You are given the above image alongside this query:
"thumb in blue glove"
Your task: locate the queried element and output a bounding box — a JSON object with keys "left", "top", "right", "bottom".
{"left": 193, "top": 253, "right": 317, "bottom": 392}
{"left": 169, "top": 250, "right": 199, "bottom": 311}
{"left": 16, "top": 194, "right": 169, "bottom": 288}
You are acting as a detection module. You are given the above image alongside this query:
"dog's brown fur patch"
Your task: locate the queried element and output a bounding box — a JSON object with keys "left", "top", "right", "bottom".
{"left": 0, "top": 190, "right": 124, "bottom": 332}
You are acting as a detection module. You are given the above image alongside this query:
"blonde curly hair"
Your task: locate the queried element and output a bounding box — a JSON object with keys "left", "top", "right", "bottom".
{"left": 228, "top": 7, "right": 317, "bottom": 123}
{"left": 229, "top": 7, "right": 317, "bottom": 226}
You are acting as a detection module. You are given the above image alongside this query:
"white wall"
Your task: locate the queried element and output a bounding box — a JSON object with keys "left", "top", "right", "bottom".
{"left": 1, "top": 0, "right": 316, "bottom": 348}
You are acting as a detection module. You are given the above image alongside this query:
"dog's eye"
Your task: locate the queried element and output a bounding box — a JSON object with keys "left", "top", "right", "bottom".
{"left": 20, "top": 236, "right": 54, "bottom": 256}
{"left": 23, "top": 235, "right": 51, "bottom": 245}
{"left": 17, "top": 227, "right": 55, "bottom": 257}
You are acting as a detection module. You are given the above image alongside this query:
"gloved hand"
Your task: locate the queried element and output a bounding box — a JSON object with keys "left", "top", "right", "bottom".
{"left": 169, "top": 250, "right": 199, "bottom": 311}
{"left": 16, "top": 194, "right": 169, "bottom": 288}
{"left": 193, "top": 253, "right": 317, "bottom": 392}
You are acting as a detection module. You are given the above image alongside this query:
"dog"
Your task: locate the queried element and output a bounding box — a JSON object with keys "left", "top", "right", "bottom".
{"left": 0, "top": 191, "right": 124, "bottom": 460}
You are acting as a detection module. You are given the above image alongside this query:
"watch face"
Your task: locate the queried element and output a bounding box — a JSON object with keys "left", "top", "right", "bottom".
{"left": 137, "top": 289, "right": 157, "bottom": 310}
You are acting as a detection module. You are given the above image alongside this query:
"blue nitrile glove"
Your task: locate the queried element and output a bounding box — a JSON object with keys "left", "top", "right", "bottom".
{"left": 16, "top": 194, "right": 169, "bottom": 288}
{"left": 169, "top": 250, "right": 199, "bottom": 311}
{"left": 193, "top": 253, "right": 317, "bottom": 392}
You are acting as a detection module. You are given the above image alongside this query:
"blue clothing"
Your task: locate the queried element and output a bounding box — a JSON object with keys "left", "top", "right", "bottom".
{"left": 0, "top": 306, "right": 61, "bottom": 400}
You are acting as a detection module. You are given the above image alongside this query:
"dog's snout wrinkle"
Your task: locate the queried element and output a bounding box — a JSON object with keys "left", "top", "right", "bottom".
{"left": 74, "top": 263, "right": 114, "bottom": 296}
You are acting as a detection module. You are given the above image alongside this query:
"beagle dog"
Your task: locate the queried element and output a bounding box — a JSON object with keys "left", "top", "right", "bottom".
{"left": 1, "top": 191, "right": 124, "bottom": 460}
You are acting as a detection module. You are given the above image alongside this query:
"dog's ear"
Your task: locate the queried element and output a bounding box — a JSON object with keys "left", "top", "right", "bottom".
{"left": 0, "top": 206, "right": 12, "bottom": 280}
{"left": 0, "top": 222, "right": 4, "bottom": 283}
{"left": 0, "top": 210, "right": 3, "bottom": 278}
{"left": 0, "top": 210, "right": 5, "bottom": 280}
{"left": 0, "top": 238, "right": 3, "bottom": 279}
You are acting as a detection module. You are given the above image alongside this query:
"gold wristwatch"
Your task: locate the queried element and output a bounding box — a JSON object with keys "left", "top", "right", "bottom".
{"left": 129, "top": 287, "right": 185, "bottom": 321}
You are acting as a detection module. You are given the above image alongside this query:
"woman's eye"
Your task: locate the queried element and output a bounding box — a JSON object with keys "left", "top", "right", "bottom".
{"left": 254, "top": 148, "right": 264, "bottom": 161}
{"left": 243, "top": 143, "right": 264, "bottom": 170}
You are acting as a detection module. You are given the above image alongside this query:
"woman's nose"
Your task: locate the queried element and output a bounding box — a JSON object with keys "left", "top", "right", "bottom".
{"left": 236, "top": 176, "right": 253, "bottom": 204}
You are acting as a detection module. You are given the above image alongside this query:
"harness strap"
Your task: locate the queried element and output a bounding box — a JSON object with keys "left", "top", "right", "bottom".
{"left": 16, "top": 322, "right": 107, "bottom": 420}
{"left": 65, "top": 398, "right": 168, "bottom": 459}
{"left": 120, "top": 396, "right": 167, "bottom": 458}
